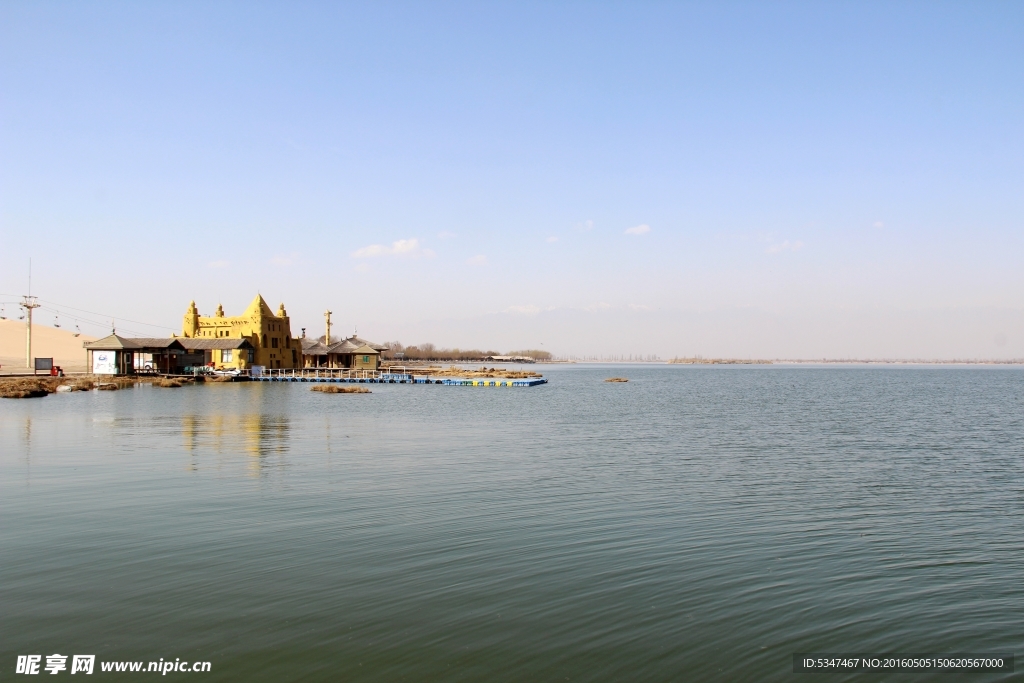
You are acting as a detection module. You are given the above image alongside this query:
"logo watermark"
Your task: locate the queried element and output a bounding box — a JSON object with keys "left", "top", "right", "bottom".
{"left": 15, "top": 655, "right": 210, "bottom": 675}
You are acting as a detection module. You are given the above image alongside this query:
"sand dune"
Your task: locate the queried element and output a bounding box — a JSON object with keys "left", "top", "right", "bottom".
{"left": 0, "top": 319, "right": 96, "bottom": 373}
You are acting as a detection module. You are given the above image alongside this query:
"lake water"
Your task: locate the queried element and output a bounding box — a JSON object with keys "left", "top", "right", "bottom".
{"left": 2, "top": 365, "right": 1021, "bottom": 681}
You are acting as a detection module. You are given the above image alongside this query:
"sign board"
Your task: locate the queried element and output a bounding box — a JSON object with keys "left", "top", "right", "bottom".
{"left": 34, "top": 358, "right": 53, "bottom": 371}
{"left": 93, "top": 351, "right": 117, "bottom": 375}
{"left": 250, "top": 365, "right": 264, "bottom": 378}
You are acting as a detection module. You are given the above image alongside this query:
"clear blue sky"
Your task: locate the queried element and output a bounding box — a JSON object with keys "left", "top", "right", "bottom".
{"left": 2, "top": 2, "right": 1022, "bottom": 358}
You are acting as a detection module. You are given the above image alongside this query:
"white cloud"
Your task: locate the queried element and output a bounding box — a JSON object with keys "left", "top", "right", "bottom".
{"left": 467, "top": 254, "right": 488, "bottom": 266}
{"left": 207, "top": 260, "right": 230, "bottom": 269}
{"left": 391, "top": 239, "right": 421, "bottom": 254}
{"left": 625, "top": 224, "right": 650, "bottom": 236}
{"left": 766, "top": 240, "right": 804, "bottom": 254}
{"left": 546, "top": 236, "right": 559, "bottom": 243}
{"left": 437, "top": 230, "right": 457, "bottom": 240}
{"left": 629, "top": 303, "right": 653, "bottom": 311}
{"left": 352, "top": 238, "right": 434, "bottom": 259}
{"left": 584, "top": 302, "right": 612, "bottom": 312}
{"left": 352, "top": 244, "right": 389, "bottom": 258}
{"left": 270, "top": 252, "right": 299, "bottom": 266}
{"left": 504, "top": 304, "right": 542, "bottom": 315}
{"left": 574, "top": 219, "right": 594, "bottom": 232}
{"left": 503, "top": 304, "right": 557, "bottom": 315}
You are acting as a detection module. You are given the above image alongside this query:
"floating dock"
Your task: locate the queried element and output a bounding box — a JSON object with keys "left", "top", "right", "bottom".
{"left": 251, "top": 369, "right": 547, "bottom": 387}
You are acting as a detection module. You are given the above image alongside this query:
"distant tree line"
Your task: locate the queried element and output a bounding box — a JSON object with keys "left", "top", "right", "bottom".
{"left": 381, "top": 342, "right": 551, "bottom": 361}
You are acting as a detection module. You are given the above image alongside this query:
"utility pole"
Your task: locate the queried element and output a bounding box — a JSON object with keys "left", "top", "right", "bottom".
{"left": 22, "top": 295, "right": 40, "bottom": 368}
{"left": 324, "top": 310, "right": 332, "bottom": 344}
{"left": 22, "top": 259, "right": 40, "bottom": 369}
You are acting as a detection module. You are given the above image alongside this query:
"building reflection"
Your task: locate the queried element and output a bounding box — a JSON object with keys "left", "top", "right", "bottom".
{"left": 181, "top": 412, "right": 290, "bottom": 476}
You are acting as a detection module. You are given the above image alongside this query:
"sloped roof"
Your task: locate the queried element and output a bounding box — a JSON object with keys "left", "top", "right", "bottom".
{"left": 178, "top": 338, "right": 254, "bottom": 351}
{"left": 84, "top": 335, "right": 185, "bottom": 350}
{"left": 243, "top": 293, "right": 277, "bottom": 319}
{"left": 301, "top": 340, "right": 331, "bottom": 355}
{"left": 326, "top": 339, "right": 361, "bottom": 354}
{"left": 349, "top": 336, "right": 388, "bottom": 351}
{"left": 350, "top": 344, "right": 379, "bottom": 355}
{"left": 131, "top": 338, "right": 188, "bottom": 350}
{"left": 326, "top": 336, "right": 386, "bottom": 353}
{"left": 302, "top": 335, "right": 385, "bottom": 355}
{"left": 84, "top": 334, "right": 140, "bottom": 350}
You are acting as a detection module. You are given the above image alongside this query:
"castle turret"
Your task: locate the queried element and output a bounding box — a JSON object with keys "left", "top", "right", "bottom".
{"left": 183, "top": 301, "right": 199, "bottom": 338}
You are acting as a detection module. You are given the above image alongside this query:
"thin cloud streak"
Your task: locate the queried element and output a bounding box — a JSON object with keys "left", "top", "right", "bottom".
{"left": 352, "top": 238, "right": 435, "bottom": 259}
{"left": 270, "top": 252, "right": 300, "bottom": 266}
{"left": 766, "top": 240, "right": 804, "bottom": 254}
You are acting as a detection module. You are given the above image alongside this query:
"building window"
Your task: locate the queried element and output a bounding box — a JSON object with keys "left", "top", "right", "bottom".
{"left": 363, "top": 355, "right": 369, "bottom": 363}
{"left": 222, "top": 349, "right": 233, "bottom": 363}
{"left": 272, "top": 337, "right": 279, "bottom": 348}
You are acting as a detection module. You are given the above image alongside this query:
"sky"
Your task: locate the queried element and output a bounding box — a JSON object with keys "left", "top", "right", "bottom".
{"left": 1, "top": 1, "right": 1022, "bottom": 359}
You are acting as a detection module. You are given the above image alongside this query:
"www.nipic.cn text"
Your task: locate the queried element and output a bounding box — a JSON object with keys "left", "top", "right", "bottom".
{"left": 15, "top": 655, "right": 212, "bottom": 675}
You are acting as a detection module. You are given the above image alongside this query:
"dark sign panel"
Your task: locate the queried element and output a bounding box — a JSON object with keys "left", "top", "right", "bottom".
{"left": 34, "top": 357, "right": 53, "bottom": 371}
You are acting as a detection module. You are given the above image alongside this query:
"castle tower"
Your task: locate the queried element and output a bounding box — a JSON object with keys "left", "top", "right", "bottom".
{"left": 183, "top": 301, "right": 200, "bottom": 338}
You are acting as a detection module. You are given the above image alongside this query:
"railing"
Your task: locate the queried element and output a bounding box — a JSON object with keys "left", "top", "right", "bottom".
{"left": 252, "top": 367, "right": 411, "bottom": 381}
{"left": 239, "top": 366, "right": 546, "bottom": 386}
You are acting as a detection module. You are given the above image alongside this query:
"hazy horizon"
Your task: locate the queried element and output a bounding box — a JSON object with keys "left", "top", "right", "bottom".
{"left": 2, "top": 2, "right": 1022, "bottom": 359}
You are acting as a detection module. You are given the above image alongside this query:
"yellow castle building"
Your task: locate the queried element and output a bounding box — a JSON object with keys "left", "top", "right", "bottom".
{"left": 182, "top": 294, "right": 300, "bottom": 370}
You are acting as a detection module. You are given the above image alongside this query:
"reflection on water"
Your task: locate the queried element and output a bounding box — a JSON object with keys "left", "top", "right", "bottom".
{"left": 181, "top": 413, "right": 290, "bottom": 476}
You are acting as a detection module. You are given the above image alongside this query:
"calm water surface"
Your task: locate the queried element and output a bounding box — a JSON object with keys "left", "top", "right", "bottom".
{"left": 2, "top": 366, "right": 1022, "bottom": 681}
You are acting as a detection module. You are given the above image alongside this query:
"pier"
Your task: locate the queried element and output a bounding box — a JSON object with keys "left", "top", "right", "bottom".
{"left": 252, "top": 367, "right": 547, "bottom": 387}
